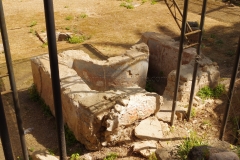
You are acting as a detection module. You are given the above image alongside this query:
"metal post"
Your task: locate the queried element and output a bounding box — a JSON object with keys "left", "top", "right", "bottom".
{"left": 0, "top": 0, "right": 29, "bottom": 159}
{"left": 0, "top": 94, "right": 14, "bottom": 160}
{"left": 219, "top": 36, "right": 240, "bottom": 140}
{"left": 170, "top": 0, "right": 189, "bottom": 126}
{"left": 43, "top": 0, "right": 67, "bottom": 159}
{"left": 187, "top": 0, "right": 208, "bottom": 120}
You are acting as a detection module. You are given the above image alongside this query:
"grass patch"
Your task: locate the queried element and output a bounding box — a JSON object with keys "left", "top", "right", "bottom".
{"left": 151, "top": 0, "right": 159, "bottom": 5}
{"left": 41, "top": 42, "right": 48, "bottom": 48}
{"left": 65, "top": 15, "right": 73, "bottom": 20}
{"left": 79, "top": 13, "right": 88, "bottom": 19}
{"left": 65, "top": 26, "right": 70, "bottom": 30}
{"left": 120, "top": 2, "right": 134, "bottom": 9}
{"left": 68, "top": 35, "right": 88, "bottom": 44}
{"left": 29, "top": 21, "right": 37, "bottom": 27}
{"left": 104, "top": 153, "right": 118, "bottom": 160}
{"left": 148, "top": 152, "right": 157, "bottom": 160}
{"left": 70, "top": 153, "right": 80, "bottom": 160}
{"left": 177, "top": 131, "right": 206, "bottom": 160}
{"left": 28, "top": 84, "right": 53, "bottom": 117}
{"left": 197, "top": 84, "right": 225, "bottom": 100}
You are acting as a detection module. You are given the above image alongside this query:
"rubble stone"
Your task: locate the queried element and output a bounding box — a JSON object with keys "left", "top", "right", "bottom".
{"left": 132, "top": 141, "right": 158, "bottom": 158}
{"left": 134, "top": 117, "right": 163, "bottom": 140}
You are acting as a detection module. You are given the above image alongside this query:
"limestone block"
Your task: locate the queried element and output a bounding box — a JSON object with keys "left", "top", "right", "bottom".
{"left": 134, "top": 116, "right": 163, "bottom": 140}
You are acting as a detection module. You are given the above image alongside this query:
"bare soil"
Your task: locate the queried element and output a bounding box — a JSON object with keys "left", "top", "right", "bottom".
{"left": 0, "top": 0, "right": 240, "bottom": 159}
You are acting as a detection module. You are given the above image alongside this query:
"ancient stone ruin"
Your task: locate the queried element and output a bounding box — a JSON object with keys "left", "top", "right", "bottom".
{"left": 31, "top": 32, "right": 220, "bottom": 157}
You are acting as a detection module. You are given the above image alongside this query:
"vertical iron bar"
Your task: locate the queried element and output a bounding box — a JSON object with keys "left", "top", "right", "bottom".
{"left": 187, "top": 0, "right": 208, "bottom": 120}
{"left": 0, "top": 94, "right": 14, "bottom": 160}
{"left": 0, "top": 0, "right": 29, "bottom": 159}
{"left": 43, "top": 0, "right": 67, "bottom": 159}
{"left": 170, "top": 0, "right": 189, "bottom": 126}
{"left": 219, "top": 36, "right": 240, "bottom": 140}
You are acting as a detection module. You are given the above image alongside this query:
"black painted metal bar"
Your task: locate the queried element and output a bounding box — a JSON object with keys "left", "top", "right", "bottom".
{"left": 43, "top": 0, "right": 67, "bottom": 159}
{"left": 0, "top": 94, "right": 14, "bottom": 160}
{"left": 220, "top": 36, "right": 240, "bottom": 140}
{"left": 0, "top": 0, "right": 29, "bottom": 159}
{"left": 187, "top": 0, "right": 208, "bottom": 120}
{"left": 170, "top": 0, "right": 189, "bottom": 126}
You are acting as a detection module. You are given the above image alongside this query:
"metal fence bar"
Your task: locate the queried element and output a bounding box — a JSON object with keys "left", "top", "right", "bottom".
{"left": 220, "top": 36, "right": 240, "bottom": 140}
{"left": 0, "top": 94, "right": 14, "bottom": 160}
{"left": 43, "top": 0, "right": 67, "bottom": 159}
{"left": 187, "top": 0, "right": 208, "bottom": 120}
{"left": 0, "top": 0, "right": 29, "bottom": 159}
{"left": 170, "top": 0, "right": 189, "bottom": 126}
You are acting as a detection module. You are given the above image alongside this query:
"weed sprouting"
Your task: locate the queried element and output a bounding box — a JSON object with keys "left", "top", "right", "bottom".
{"left": 68, "top": 35, "right": 87, "bottom": 44}
{"left": 177, "top": 131, "right": 206, "bottom": 160}
{"left": 70, "top": 153, "right": 80, "bottom": 160}
{"left": 65, "top": 26, "right": 70, "bottom": 30}
{"left": 65, "top": 15, "right": 73, "bottom": 20}
{"left": 29, "top": 21, "right": 37, "bottom": 27}
{"left": 79, "top": 13, "right": 88, "bottom": 19}
{"left": 104, "top": 153, "right": 118, "bottom": 160}
{"left": 197, "top": 84, "right": 225, "bottom": 100}
{"left": 148, "top": 152, "right": 157, "bottom": 160}
{"left": 120, "top": 0, "right": 134, "bottom": 9}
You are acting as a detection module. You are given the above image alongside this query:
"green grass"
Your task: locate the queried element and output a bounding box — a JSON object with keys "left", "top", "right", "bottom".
{"left": 70, "top": 153, "right": 80, "bottom": 160}
{"left": 177, "top": 131, "right": 206, "bottom": 160}
{"left": 65, "top": 26, "right": 70, "bottom": 30}
{"left": 197, "top": 84, "right": 225, "bottom": 100}
{"left": 68, "top": 35, "right": 86, "bottom": 44}
{"left": 104, "top": 153, "right": 118, "bottom": 160}
{"left": 41, "top": 42, "right": 48, "bottom": 48}
{"left": 79, "top": 13, "right": 88, "bottom": 19}
{"left": 29, "top": 21, "right": 37, "bottom": 27}
{"left": 65, "top": 15, "right": 73, "bottom": 20}
{"left": 190, "top": 107, "right": 196, "bottom": 118}
{"left": 148, "top": 152, "right": 157, "bottom": 160}
{"left": 120, "top": 2, "right": 134, "bottom": 9}
{"left": 151, "top": 0, "right": 159, "bottom": 5}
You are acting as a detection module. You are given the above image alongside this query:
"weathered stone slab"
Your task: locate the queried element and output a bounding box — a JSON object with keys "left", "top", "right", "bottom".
{"left": 134, "top": 116, "right": 163, "bottom": 140}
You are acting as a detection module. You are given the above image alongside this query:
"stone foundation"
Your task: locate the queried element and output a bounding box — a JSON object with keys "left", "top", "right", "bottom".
{"left": 139, "top": 32, "right": 220, "bottom": 103}
{"left": 31, "top": 33, "right": 220, "bottom": 151}
{"left": 31, "top": 43, "right": 163, "bottom": 150}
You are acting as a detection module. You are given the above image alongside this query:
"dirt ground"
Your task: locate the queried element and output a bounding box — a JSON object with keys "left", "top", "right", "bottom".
{"left": 0, "top": 0, "right": 240, "bottom": 159}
